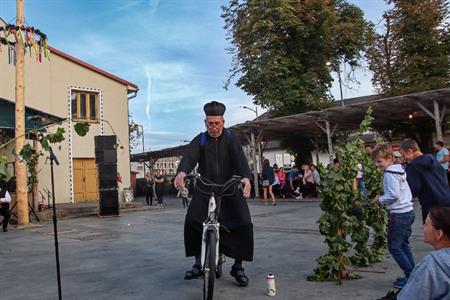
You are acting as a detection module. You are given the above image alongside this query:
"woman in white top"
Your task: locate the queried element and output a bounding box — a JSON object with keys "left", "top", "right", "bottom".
{"left": 296, "top": 164, "right": 315, "bottom": 200}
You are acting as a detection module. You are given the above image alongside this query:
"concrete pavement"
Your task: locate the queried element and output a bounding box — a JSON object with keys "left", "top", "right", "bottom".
{"left": 0, "top": 197, "right": 430, "bottom": 300}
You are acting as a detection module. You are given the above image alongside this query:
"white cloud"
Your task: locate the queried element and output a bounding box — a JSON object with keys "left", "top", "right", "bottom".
{"left": 149, "top": 0, "right": 160, "bottom": 14}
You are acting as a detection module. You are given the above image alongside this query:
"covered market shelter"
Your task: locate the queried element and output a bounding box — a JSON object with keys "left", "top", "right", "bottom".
{"left": 132, "top": 88, "right": 450, "bottom": 197}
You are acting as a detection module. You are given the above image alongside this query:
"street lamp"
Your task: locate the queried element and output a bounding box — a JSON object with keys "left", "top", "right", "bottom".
{"left": 326, "top": 61, "right": 345, "bottom": 107}
{"left": 240, "top": 105, "right": 259, "bottom": 120}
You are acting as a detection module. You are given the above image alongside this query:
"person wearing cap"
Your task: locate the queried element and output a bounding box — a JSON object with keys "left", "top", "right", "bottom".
{"left": 174, "top": 101, "right": 253, "bottom": 287}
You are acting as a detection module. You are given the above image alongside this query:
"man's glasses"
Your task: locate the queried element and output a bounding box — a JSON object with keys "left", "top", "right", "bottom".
{"left": 206, "top": 121, "right": 223, "bottom": 128}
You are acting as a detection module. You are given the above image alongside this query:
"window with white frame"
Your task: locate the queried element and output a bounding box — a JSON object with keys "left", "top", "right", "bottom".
{"left": 71, "top": 91, "right": 98, "bottom": 122}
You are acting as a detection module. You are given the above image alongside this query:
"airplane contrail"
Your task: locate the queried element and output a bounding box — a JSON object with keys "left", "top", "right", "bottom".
{"left": 145, "top": 65, "right": 152, "bottom": 140}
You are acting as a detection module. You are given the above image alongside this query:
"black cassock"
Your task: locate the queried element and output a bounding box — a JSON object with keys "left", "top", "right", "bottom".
{"left": 177, "top": 129, "right": 254, "bottom": 261}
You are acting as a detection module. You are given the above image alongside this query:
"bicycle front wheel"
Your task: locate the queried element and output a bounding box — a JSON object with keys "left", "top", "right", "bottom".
{"left": 203, "top": 229, "right": 216, "bottom": 300}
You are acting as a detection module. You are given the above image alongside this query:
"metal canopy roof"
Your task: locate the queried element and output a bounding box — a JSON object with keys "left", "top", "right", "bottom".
{"left": 0, "top": 97, "right": 64, "bottom": 130}
{"left": 131, "top": 88, "right": 450, "bottom": 163}
{"left": 231, "top": 88, "right": 450, "bottom": 139}
{"left": 131, "top": 144, "right": 188, "bottom": 163}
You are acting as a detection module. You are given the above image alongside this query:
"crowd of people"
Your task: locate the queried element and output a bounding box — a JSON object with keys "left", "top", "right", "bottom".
{"left": 369, "top": 139, "right": 450, "bottom": 299}
{"left": 260, "top": 160, "right": 321, "bottom": 205}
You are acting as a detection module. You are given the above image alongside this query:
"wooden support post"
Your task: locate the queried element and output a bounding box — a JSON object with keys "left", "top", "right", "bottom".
{"left": 15, "top": 0, "right": 29, "bottom": 225}
{"left": 416, "top": 101, "right": 444, "bottom": 142}
{"left": 256, "top": 130, "right": 264, "bottom": 172}
{"left": 325, "top": 120, "right": 334, "bottom": 165}
{"left": 314, "top": 120, "right": 334, "bottom": 165}
{"left": 434, "top": 101, "right": 443, "bottom": 142}
{"left": 251, "top": 132, "right": 259, "bottom": 198}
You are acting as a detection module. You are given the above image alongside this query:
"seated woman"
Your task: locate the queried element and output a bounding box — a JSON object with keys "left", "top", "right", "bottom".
{"left": 273, "top": 167, "right": 286, "bottom": 197}
{"left": 379, "top": 207, "right": 450, "bottom": 300}
{"left": 296, "top": 164, "right": 315, "bottom": 200}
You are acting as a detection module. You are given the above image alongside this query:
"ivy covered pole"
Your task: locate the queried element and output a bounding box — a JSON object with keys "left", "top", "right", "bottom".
{"left": 14, "top": 0, "right": 29, "bottom": 225}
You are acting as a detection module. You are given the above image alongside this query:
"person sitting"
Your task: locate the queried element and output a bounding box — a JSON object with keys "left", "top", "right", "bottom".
{"left": 296, "top": 164, "right": 315, "bottom": 199}
{"left": 272, "top": 163, "right": 279, "bottom": 173}
{"left": 0, "top": 179, "right": 11, "bottom": 232}
{"left": 311, "top": 165, "right": 320, "bottom": 187}
{"left": 378, "top": 207, "right": 450, "bottom": 300}
{"left": 271, "top": 171, "right": 281, "bottom": 197}
{"left": 287, "top": 165, "right": 302, "bottom": 197}
{"left": 274, "top": 167, "right": 287, "bottom": 198}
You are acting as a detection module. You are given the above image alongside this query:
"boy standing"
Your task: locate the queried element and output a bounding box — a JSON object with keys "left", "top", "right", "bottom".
{"left": 400, "top": 139, "right": 450, "bottom": 223}
{"left": 372, "top": 143, "right": 415, "bottom": 289}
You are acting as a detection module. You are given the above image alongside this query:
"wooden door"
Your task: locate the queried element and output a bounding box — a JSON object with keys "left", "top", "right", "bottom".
{"left": 73, "top": 158, "right": 99, "bottom": 202}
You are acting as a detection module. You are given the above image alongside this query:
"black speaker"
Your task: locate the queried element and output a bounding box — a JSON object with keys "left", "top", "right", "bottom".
{"left": 95, "top": 135, "right": 119, "bottom": 190}
{"left": 95, "top": 149, "right": 118, "bottom": 164}
{"left": 94, "top": 135, "right": 117, "bottom": 151}
{"left": 99, "top": 188, "right": 119, "bottom": 216}
{"left": 97, "top": 164, "right": 118, "bottom": 189}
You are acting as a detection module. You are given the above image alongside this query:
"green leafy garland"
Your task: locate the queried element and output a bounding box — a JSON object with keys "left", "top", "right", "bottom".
{"left": 308, "top": 108, "right": 387, "bottom": 283}
{"left": 0, "top": 121, "right": 90, "bottom": 185}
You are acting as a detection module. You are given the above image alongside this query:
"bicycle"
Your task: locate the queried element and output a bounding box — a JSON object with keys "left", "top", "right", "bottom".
{"left": 182, "top": 174, "right": 243, "bottom": 300}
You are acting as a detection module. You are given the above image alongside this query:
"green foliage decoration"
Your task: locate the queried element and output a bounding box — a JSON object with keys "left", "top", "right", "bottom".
{"left": 308, "top": 108, "right": 387, "bottom": 283}
{"left": 17, "top": 144, "right": 42, "bottom": 189}
{"left": 74, "top": 122, "right": 90, "bottom": 137}
{"left": 0, "top": 121, "right": 89, "bottom": 186}
{"left": 0, "top": 156, "right": 11, "bottom": 182}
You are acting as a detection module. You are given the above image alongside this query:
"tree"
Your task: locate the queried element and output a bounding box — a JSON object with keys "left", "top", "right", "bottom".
{"left": 128, "top": 115, "right": 143, "bottom": 152}
{"left": 367, "top": 0, "right": 449, "bottom": 95}
{"left": 222, "top": 0, "right": 371, "bottom": 115}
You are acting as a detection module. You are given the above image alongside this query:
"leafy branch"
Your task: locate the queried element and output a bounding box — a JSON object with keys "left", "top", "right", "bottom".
{"left": 308, "top": 108, "right": 387, "bottom": 283}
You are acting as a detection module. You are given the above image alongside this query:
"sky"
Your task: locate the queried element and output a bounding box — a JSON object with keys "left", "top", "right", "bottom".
{"left": 0, "top": 0, "right": 388, "bottom": 151}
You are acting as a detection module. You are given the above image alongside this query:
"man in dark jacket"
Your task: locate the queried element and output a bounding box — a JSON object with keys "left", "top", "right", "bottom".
{"left": 174, "top": 101, "right": 253, "bottom": 287}
{"left": 400, "top": 139, "right": 450, "bottom": 223}
{"left": 0, "top": 179, "right": 11, "bottom": 232}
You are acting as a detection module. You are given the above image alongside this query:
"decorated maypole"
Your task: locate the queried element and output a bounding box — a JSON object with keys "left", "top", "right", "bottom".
{"left": 14, "top": 0, "right": 28, "bottom": 225}
{"left": 0, "top": 0, "right": 49, "bottom": 225}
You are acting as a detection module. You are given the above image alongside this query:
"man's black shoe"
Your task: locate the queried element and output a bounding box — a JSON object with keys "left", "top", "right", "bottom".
{"left": 184, "top": 264, "right": 202, "bottom": 280}
{"left": 2, "top": 222, "right": 8, "bottom": 232}
{"left": 230, "top": 265, "right": 249, "bottom": 287}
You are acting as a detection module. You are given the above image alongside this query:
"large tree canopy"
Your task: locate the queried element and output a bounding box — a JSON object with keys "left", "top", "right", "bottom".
{"left": 222, "top": 0, "right": 370, "bottom": 115}
{"left": 367, "top": 0, "right": 449, "bottom": 95}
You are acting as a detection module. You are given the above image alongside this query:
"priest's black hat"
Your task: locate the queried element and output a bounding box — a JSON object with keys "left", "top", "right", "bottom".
{"left": 203, "top": 101, "right": 226, "bottom": 116}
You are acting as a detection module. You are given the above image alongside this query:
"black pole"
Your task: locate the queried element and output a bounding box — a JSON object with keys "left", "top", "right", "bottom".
{"left": 49, "top": 147, "right": 62, "bottom": 300}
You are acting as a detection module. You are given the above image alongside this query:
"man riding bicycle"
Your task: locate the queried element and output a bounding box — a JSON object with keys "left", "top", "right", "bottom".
{"left": 174, "top": 101, "right": 253, "bottom": 287}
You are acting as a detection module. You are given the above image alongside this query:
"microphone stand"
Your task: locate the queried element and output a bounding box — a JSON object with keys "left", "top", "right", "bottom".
{"left": 48, "top": 146, "right": 62, "bottom": 300}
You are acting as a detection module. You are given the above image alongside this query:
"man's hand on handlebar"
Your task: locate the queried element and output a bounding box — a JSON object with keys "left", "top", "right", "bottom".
{"left": 174, "top": 171, "right": 187, "bottom": 190}
{"left": 241, "top": 178, "right": 251, "bottom": 198}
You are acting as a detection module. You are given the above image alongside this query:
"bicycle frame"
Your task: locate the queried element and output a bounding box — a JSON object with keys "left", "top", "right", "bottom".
{"left": 181, "top": 174, "right": 242, "bottom": 274}
{"left": 201, "top": 193, "right": 220, "bottom": 270}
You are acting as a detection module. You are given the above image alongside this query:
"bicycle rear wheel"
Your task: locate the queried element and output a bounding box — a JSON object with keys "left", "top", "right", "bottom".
{"left": 203, "top": 229, "right": 216, "bottom": 300}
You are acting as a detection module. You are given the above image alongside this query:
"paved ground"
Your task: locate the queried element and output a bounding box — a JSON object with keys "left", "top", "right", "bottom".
{"left": 0, "top": 197, "right": 430, "bottom": 300}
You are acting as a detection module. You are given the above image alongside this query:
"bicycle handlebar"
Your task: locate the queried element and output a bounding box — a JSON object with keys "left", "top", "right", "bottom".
{"left": 184, "top": 174, "right": 243, "bottom": 197}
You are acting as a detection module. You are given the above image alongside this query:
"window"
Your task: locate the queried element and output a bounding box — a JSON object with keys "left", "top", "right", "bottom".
{"left": 71, "top": 91, "right": 98, "bottom": 122}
